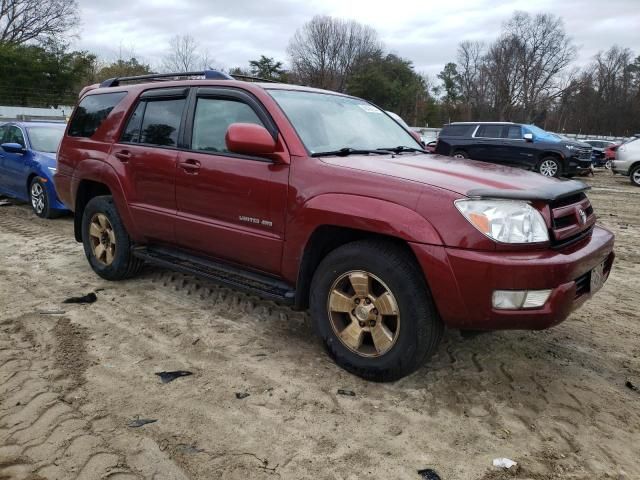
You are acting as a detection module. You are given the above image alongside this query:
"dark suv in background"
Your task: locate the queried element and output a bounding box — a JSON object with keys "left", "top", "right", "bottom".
{"left": 435, "top": 122, "right": 593, "bottom": 177}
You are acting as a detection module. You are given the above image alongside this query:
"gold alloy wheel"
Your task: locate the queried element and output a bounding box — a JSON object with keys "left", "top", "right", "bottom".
{"left": 327, "top": 270, "right": 400, "bottom": 357}
{"left": 89, "top": 213, "right": 116, "bottom": 266}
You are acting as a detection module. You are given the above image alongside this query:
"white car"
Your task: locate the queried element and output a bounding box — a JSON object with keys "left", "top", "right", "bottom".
{"left": 612, "top": 135, "right": 640, "bottom": 186}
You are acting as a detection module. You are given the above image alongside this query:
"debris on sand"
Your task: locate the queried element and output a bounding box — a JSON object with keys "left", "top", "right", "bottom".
{"left": 63, "top": 292, "right": 98, "bottom": 304}
{"left": 337, "top": 389, "right": 356, "bottom": 397}
{"left": 493, "top": 458, "right": 518, "bottom": 470}
{"left": 235, "top": 392, "right": 250, "bottom": 399}
{"left": 626, "top": 381, "right": 638, "bottom": 392}
{"left": 176, "top": 444, "right": 205, "bottom": 454}
{"left": 127, "top": 418, "right": 157, "bottom": 428}
{"left": 38, "top": 310, "right": 66, "bottom": 315}
{"left": 155, "top": 370, "right": 193, "bottom": 384}
{"left": 418, "top": 468, "right": 442, "bottom": 479}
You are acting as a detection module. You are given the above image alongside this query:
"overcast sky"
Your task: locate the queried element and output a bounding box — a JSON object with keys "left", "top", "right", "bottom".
{"left": 74, "top": 0, "right": 640, "bottom": 78}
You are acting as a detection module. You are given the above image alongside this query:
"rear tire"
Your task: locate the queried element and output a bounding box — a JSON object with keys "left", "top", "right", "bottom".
{"left": 631, "top": 165, "right": 640, "bottom": 187}
{"left": 538, "top": 157, "right": 561, "bottom": 177}
{"left": 81, "top": 195, "right": 143, "bottom": 280}
{"left": 310, "top": 239, "right": 443, "bottom": 381}
{"left": 451, "top": 150, "right": 468, "bottom": 159}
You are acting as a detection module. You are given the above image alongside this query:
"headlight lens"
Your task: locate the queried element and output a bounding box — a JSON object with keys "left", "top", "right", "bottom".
{"left": 455, "top": 199, "right": 549, "bottom": 243}
{"left": 565, "top": 144, "right": 577, "bottom": 150}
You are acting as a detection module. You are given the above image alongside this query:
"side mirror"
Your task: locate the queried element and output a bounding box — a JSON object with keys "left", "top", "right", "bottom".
{"left": 523, "top": 133, "right": 533, "bottom": 142}
{"left": 1, "top": 142, "right": 26, "bottom": 154}
{"left": 226, "top": 123, "right": 277, "bottom": 157}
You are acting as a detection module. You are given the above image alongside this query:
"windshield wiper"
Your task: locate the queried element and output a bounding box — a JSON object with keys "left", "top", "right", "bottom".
{"left": 311, "top": 147, "right": 394, "bottom": 157}
{"left": 378, "top": 146, "right": 429, "bottom": 154}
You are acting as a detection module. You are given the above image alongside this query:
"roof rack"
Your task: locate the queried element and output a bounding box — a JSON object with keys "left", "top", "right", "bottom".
{"left": 230, "top": 74, "right": 278, "bottom": 84}
{"left": 99, "top": 69, "right": 279, "bottom": 88}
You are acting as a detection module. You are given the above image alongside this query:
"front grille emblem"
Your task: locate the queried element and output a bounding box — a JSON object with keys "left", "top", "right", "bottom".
{"left": 577, "top": 208, "right": 587, "bottom": 225}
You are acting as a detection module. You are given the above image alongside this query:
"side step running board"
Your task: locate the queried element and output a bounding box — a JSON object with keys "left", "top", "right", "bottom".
{"left": 132, "top": 246, "right": 296, "bottom": 304}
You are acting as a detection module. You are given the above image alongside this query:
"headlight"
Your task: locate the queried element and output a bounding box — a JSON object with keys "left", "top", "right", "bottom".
{"left": 565, "top": 144, "right": 577, "bottom": 150}
{"left": 455, "top": 199, "right": 549, "bottom": 243}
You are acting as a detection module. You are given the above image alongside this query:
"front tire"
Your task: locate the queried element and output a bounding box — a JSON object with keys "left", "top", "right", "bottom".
{"left": 538, "top": 157, "right": 561, "bottom": 177}
{"left": 81, "top": 195, "right": 143, "bottom": 280}
{"left": 451, "top": 150, "right": 468, "bottom": 159}
{"left": 631, "top": 165, "right": 640, "bottom": 187}
{"left": 310, "top": 240, "right": 443, "bottom": 381}
{"left": 30, "top": 177, "right": 58, "bottom": 218}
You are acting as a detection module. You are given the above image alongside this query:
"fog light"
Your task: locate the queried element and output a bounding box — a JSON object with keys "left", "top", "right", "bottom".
{"left": 492, "top": 289, "right": 552, "bottom": 310}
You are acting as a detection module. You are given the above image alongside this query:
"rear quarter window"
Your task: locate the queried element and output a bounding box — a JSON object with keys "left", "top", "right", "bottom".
{"left": 440, "top": 124, "right": 476, "bottom": 137}
{"left": 68, "top": 92, "right": 127, "bottom": 138}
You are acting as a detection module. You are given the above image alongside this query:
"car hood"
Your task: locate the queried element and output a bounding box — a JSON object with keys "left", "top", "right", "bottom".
{"left": 321, "top": 153, "right": 589, "bottom": 201}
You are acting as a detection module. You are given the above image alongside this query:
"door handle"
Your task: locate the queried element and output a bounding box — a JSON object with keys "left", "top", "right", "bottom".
{"left": 180, "top": 159, "right": 201, "bottom": 174}
{"left": 114, "top": 150, "right": 132, "bottom": 162}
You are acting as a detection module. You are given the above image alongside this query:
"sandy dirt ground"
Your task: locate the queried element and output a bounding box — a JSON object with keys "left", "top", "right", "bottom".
{"left": 0, "top": 170, "right": 639, "bottom": 480}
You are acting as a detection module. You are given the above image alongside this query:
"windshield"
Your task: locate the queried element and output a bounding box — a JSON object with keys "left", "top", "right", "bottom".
{"left": 268, "top": 90, "right": 421, "bottom": 154}
{"left": 26, "top": 126, "right": 65, "bottom": 153}
{"left": 523, "top": 124, "right": 561, "bottom": 142}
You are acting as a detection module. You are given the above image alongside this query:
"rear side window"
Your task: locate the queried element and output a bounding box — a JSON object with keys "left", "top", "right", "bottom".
{"left": 440, "top": 124, "right": 475, "bottom": 137}
{"left": 121, "top": 98, "right": 186, "bottom": 147}
{"left": 68, "top": 92, "right": 127, "bottom": 138}
{"left": 191, "top": 98, "right": 265, "bottom": 153}
{"left": 120, "top": 102, "right": 145, "bottom": 143}
{"left": 139, "top": 99, "right": 186, "bottom": 147}
{"left": 476, "top": 125, "right": 503, "bottom": 138}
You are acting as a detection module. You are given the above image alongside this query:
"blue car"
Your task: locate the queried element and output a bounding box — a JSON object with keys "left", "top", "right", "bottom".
{"left": 0, "top": 121, "right": 69, "bottom": 218}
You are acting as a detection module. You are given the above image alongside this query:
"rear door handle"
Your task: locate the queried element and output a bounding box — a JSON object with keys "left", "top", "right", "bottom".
{"left": 180, "top": 159, "right": 201, "bottom": 174}
{"left": 114, "top": 150, "right": 132, "bottom": 162}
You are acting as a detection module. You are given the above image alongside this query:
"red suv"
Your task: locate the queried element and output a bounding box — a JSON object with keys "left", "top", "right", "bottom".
{"left": 56, "top": 71, "right": 615, "bottom": 381}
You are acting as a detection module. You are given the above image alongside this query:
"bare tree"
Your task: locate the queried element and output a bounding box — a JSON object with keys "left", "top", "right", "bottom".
{"left": 504, "top": 12, "right": 576, "bottom": 120}
{"left": 162, "top": 35, "right": 210, "bottom": 72}
{"left": 0, "top": 0, "right": 79, "bottom": 45}
{"left": 484, "top": 35, "right": 523, "bottom": 120}
{"left": 457, "top": 41, "right": 484, "bottom": 120}
{"left": 287, "top": 15, "right": 380, "bottom": 92}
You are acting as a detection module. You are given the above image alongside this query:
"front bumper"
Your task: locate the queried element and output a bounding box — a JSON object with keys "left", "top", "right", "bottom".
{"left": 410, "top": 225, "right": 615, "bottom": 330}
{"left": 44, "top": 177, "right": 70, "bottom": 212}
{"left": 566, "top": 157, "right": 593, "bottom": 173}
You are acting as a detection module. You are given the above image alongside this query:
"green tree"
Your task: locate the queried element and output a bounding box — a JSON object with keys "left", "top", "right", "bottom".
{"left": 437, "top": 62, "right": 461, "bottom": 103}
{"left": 248, "top": 55, "right": 285, "bottom": 80}
{"left": 97, "top": 58, "right": 152, "bottom": 81}
{"left": 0, "top": 41, "right": 96, "bottom": 107}
{"left": 347, "top": 53, "right": 430, "bottom": 126}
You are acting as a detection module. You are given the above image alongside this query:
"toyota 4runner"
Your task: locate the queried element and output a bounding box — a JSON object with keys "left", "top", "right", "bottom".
{"left": 55, "top": 71, "right": 615, "bottom": 381}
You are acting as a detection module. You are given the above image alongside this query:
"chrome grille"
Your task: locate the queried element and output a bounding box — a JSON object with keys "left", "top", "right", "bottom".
{"left": 550, "top": 193, "right": 596, "bottom": 247}
{"left": 577, "top": 147, "right": 592, "bottom": 161}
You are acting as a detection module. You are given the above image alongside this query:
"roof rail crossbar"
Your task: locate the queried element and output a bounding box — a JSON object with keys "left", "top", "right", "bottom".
{"left": 230, "top": 74, "right": 278, "bottom": 83}
{"left": 99, "top": 69, "right": 234, "bottom": 88}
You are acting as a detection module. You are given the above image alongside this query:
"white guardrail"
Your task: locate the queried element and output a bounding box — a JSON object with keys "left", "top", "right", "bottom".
{"left": 0, "top": 105, "right": 73, "bottom": 122}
